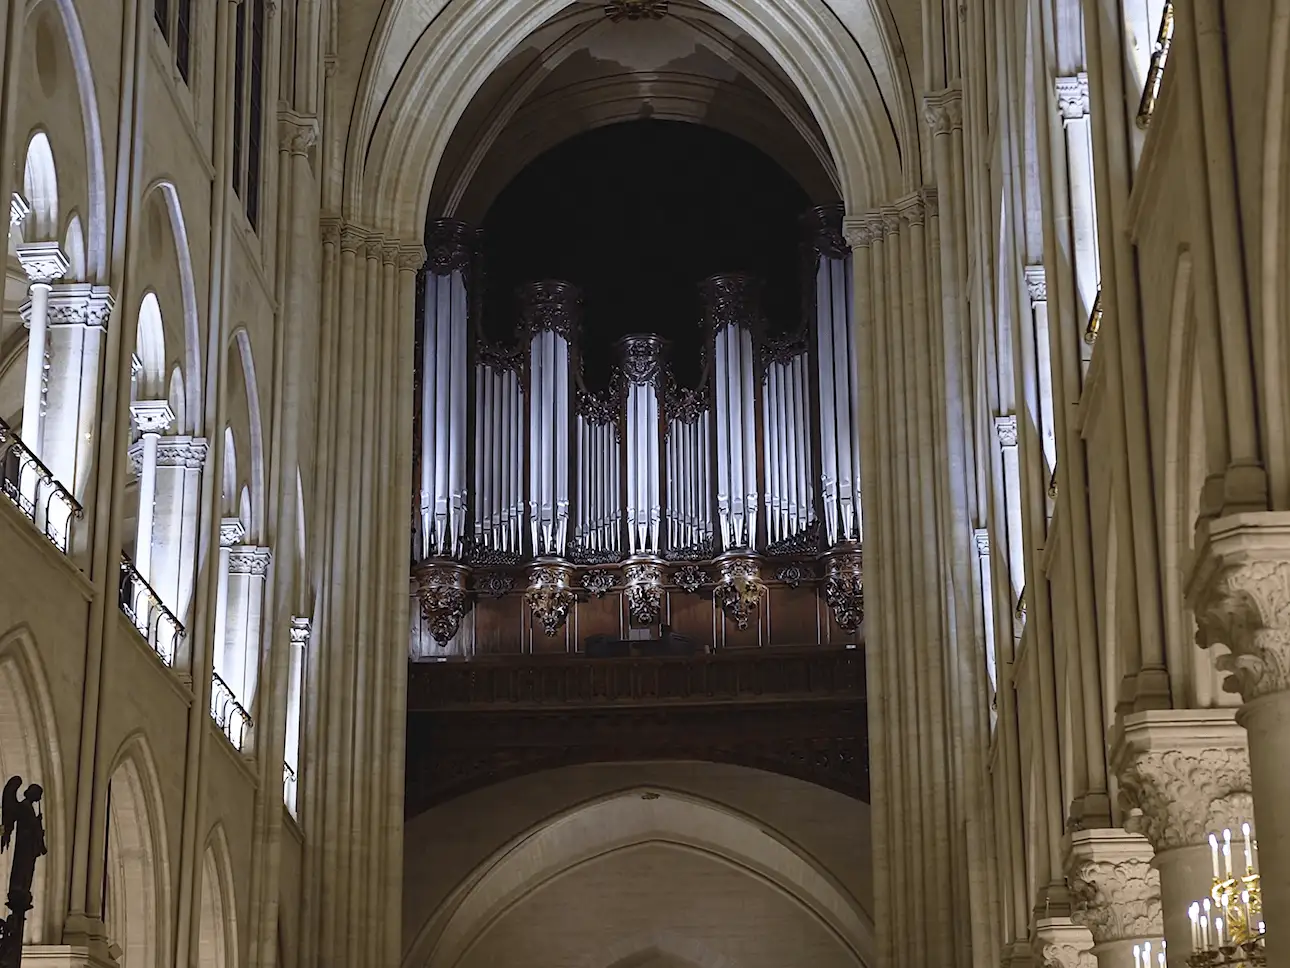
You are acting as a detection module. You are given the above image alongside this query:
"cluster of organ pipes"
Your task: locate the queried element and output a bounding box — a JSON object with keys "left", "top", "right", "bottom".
{"left": 410, "top": 206, "right": 864, "bottom": 572}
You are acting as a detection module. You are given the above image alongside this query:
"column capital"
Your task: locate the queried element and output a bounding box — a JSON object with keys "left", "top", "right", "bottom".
{"left": 1056, "top": 72, "right": 1091, "bottom": 121}
{"left": 973, "top": 527, "right": 990, "bottom": 556}
{"left": 1066, "top": 829, "right": 1162, "bottom": 945}
{"left": 220, "top": 518, "right": 247, "bottom": 547}
{"left": 339, "top": 224, "right": 368, "bottom": 253}
{"left": 129, "top": 435, "right": 208, "bottom": 474}
{"left": 1025, "top": 265, "right": 1048, "bottom": 304}
{"left": 841, "top": 213, "right": 884, "bottom": 249}
{"left": 10, "top": 193, "right": 29, "bottom": 227}
{"left": 1034, "top": 918, "right": 1096, "bottom": 968}
{"left": 923, "top": 84, "right": 964, "bottom": 134}
{"left": 130, "top": 400, "right": 175, "bottom": 435}
{"left": 1188, "top": 511, "right": 1290, "bottom": 701}
{"left": 398, "top": 243, "right": 428, "bottom": 272}
{"left": 278, "top": 110, "right": 319, "bottom": 156}
{"left": 229, "top": 546, "right": 272, "bottom": 577}
{"left": 1111, "top": 710, "right": 1251, "bottom": 852}
{"left": 22, "top": 283, "right": 116, "bottom": 329}
{"left": 995, "top": 414, "right": 1018, "bottom": 447}
{"left": 289, "top": 616, "right": 312, "bottom": 645}
{"left": 16, "top": 241, "right": 69, "bottom": 285}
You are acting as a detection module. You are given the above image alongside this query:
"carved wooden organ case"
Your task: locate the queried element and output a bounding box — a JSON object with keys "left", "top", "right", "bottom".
{"left": 410, "top": 206, "right": 865, "bottom": 656}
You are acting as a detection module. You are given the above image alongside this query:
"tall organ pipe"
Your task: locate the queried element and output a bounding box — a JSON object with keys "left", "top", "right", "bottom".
{"left": 619, "top": 335, "right": 666, "bottom": 556}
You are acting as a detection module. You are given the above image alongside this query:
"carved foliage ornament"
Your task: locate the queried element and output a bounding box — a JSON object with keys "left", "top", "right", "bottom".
{"left": 1068, "top": 857, "right": 1162, "bottom": 944}
{"left": 526, "top": 566, "right": 575, "bottom": 636}
{"left": 582, "top": 570, "right": 616, "bottom": 598}
{"left": 425, "top": 219, "right": 475, "bottom": 277}
{"left": 760, "top": 330, "right": 808, "bottom": 373}
{"left": 619, "top": 335, "right": 666, "bottom": 388}
{"left": 824, "top": 553, "right": 864, "bottom": 633}
{"left": 1193, "top": 559, "right": 1290, "bottom": 701}
{"left": 713, "top": 557, "right": 763, "bottom": 631}
{"left": 801, "top": 203, "right": 848, "bottom": 259}
{"left": 699, "top": 273, "right": 761, "bottom": 334}
{"left": 624, "top": 562, "right": 664, "bottom": 625}
{"left": 923, "top": 86, "right": 964, "bottom": 135}
{"left": 1117, "top": 747, "right": 1252, "bottom": 852}
{"left": 673, "top": 564, "right": 709, "bottom": 594}
{"left": 519, "top": 281, "right": 581, "bottom": 339}
{"left": 473, "top": 571, "right": 515, "bottom": 598}
{"left": 1038, "top": 942, "right": 1096, "bottom": 968}
{"left": 415, "top": 564, "right": 471, "bottom": 644}
{"left": 664, "top": 381, "right": 707, "bottom": 425}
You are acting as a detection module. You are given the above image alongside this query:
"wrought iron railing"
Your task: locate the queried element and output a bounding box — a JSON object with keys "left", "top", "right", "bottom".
{"left": 119, "top": 556, "right": 184, "bottom": 665}
{"left": 1084, "top": 289, "right": 1103, "bottom": 345}
{"left": 0, "top": 418, "right": 83, "bottom": 554}
{"left": 283, "top": 761, "right": 298, "bottom": 815}
{"left": 210, "top": 670, "right": 253, "bottom": 751}
{"left": 1048, "top": 465, "right": 1059, "bottom": 499}
{"left": 1136, "top": 2, "right": 1175, "bottom": 129}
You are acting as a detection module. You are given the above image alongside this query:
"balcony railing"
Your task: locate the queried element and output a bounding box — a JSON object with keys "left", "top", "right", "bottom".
{"left": 119, "top": 556, "right": 184, "bottom": 665}
{"left": 283, "top": 761, "right": 298, "bottom": 815}
{"left": 0, "top": 418, "right": 83, "bottom": 555}
{"left": 1136, "top": 2, "right": 1175, "bottom": 129}
{"left": 210, "top": 670, "right": 252, "bottom": 751}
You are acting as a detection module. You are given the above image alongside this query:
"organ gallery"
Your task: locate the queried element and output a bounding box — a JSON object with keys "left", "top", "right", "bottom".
{"left": 409, "top": 207, "right": 865, "bottom": 655}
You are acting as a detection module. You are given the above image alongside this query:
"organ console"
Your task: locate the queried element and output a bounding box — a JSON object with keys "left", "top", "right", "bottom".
{"left": 410, "top": 205, "right": 865, "bottom": 656}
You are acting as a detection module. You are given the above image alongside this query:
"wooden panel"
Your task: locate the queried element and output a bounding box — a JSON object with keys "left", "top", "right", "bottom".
{"left": 766, "top": 583, "right": 822, "bottom": 647}
{"left": 474, "top": 595, "right": 524, "bottom": 655}
{"left": 571, "top": 591, "right": 621, "bottom": 652}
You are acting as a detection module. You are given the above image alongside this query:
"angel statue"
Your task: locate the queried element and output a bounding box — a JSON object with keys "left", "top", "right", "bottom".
{"left": 0, "top": 776, "right": 46, "bottom": 903}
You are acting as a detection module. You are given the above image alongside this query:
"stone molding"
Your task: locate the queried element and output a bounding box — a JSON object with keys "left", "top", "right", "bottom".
{"left": 130, "top": 400, "right": 176, "bottom": 435}
{"left": 1055, "top": 73, "right": 1091, "bottom": 121}
{"left": 1066, "top": 829, "right": 1161, "bottom": 944}
{"left": 21, "top": 283, "right": 115, "bottom": 329}
{"left": 289, "top": 616, "right": 311, "bottom": 645}
{"left": 16, "top": 241, "right": 70, "bottom": 285}
{"left": 220, "top": 518, "right": 247, "bottom": 548}
{"left": 129, "top": 435, "right": 208, "bottom": 474}
{"left": 228, "top": 546, "right": 272, "bottom": 577}
{"left": 278, "top": 111, "right": 318, "bottom": 155}
{"left": 1111, "top": 710, "right": 1251, "bottom": 852}
{"left": 1189, "top": 512, "right": 1290, "bottom": 701}
{"left": 995, "top": 414, "right": 1018, "bottom": 447}
{"left": 1034, "top": 918, "right": 1095, "bottom": 968}
{"left": 10, "top": 192, "right": 29, "bottom": 227}
{"left": 1025, "top": 265, "right": 1048, "bottom": 304}
{"left": 974, "top": 527, "right": 990, "bottom": 556}
{"left": 924, "top": 84, "right": 964, "bottom": 134}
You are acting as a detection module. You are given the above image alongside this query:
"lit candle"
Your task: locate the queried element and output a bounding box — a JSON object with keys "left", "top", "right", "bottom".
{"left": 1215, "top": 917, "right": 1225, "bottom": 947}
{"left": 1243, "top": 822, "right": 1254, "bottom": 873}
{"left": 1203, "top": 899, "right": 1213, "bottom": 949}
{"left": 1144, "top": 941, "right": 1152, "bottom": 968}
{"left": 1190, "top": 903, "right": 1201, "bottom": 951}
{"left": 1224, "top": 829, "right": 1233, "bottom": 879}
{"left": 1211, "top": 833, "right": 1221, "bottom": 881}
{"left": 1259, "top": 922, "right": 1266, "bottom": 935}
{"left": 1157, "top": 951, "right": 1165, "bottom": 968}
{"left": 1134, "top": 944, "right": 1142, "bottom": 968}
{"left": 1243, "top": 890, "right": 1252, "bottom": 938}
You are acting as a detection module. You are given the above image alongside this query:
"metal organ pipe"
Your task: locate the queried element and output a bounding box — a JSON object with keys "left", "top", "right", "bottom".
{"left": 619, "top": 335, "right": 665, "bottom": 556}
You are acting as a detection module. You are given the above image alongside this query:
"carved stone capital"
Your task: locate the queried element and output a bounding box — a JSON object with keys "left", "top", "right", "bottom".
{"left": 289, "top": 616, "right": 311, "bottom": 646}
{"left": 713, "top": 555, "right": 763, "bottom": 631}
{"left": 155, "top": 435, "right": 208, "bottom": 469}
{"left": 995, "top": 414, "right": 1018, "bottom": 447}
{"left": 399, "top": 244, "right": 428, "bottom": 272}
{"left": 320, "top": 218, "right": 342, "bottom": 247}
{"left": 823, "top": 550, "right": 864, "bottom": 633}
{"left": 922, "top": 187, "right": 938, "bottom": 219}
{"left": 526, "top": 564, "right": 575, "bottom": 636}
{"left": 339, "top": 224, "right": 367, "bottom": 253}
{"left": 924, "top": 85, "right": 964, "bottom": 134}
{"left": 1055, "top": 73, "right": 1091, "bottom": 121}
{"left": 973, "top": 527, "right": 991, "bottom": 557}
{"left": 1066, "top": 829, "right": 1162, "bottom": 944}
{"left": 220, "top": 518, "right": 246, "bottom": 547}
{"left": 278, "top": 111, "right": 318, "bottom": 155}
{"left": 841, "top": 214, "right": 884, "bottom": 249}
{"left": 130, "top": 400, "right": 176, "bottom": 435}
{"left": 16, "top": 241, "right": 70, "bottom": 285}
{"left": 229, "top": 545, "right": 272, "bottom": 577}
{"left": 1111, "top": 710, "right": 1251, "bottom": 852}
{"left": 382, "top": 242, "right": 400, "bottom": 266}
{"left": 1025, "top": 265, "right": 1048, "bottom": 304}
{"left": 896, "top": 193, "right": 925, "bottom": 226}
{"left": 1189, "top": 513, "right": 1290, "bottom": 701}
{"left": 22, "top": 283, "right": 116, "bottom": 330}
{"left": 10, "top": 192, "right": 30, "bottom": 227}
{"left": 414, "top": 563, "right": 472, "bottom": 645}
{"left": 364, "top": 236, "right": 385, "bottom": 262}
{"left": 624, "top": 561, "right": 665, "bottom": 626}
{"left": 1033, "top": 919, "right": 1095, "bottom": 968}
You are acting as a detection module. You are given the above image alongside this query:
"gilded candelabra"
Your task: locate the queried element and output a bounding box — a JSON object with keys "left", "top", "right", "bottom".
{"left": 1185, "top": 824, "right": 1265, "bottom": 967}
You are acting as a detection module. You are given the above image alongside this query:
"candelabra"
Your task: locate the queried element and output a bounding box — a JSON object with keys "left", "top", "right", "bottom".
{"left": 1185, "top": 824, "right": 1265, "bottom": 967}
{"left": 1134, "top": 940, "right": 1166, "bottom": 968}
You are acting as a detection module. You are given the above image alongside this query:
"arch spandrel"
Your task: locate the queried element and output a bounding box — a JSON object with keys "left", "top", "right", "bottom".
{"left": 348, "top": 0, "right": 910, "bottom": 236}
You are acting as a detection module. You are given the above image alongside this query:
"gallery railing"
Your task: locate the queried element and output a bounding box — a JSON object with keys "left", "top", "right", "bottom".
{"left": 0, "top": 418, "right": 82, "bottom": 555}
{"left": 210, "top": 670, "right": 253, "bottom": 751}
{"left": 118, "top": 555, "right": 185, "bottom": 665}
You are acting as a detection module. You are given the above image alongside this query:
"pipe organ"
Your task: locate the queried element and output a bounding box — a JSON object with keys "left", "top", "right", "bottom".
{"left": 411, "top": 207, "right": 867, "bottom": 655}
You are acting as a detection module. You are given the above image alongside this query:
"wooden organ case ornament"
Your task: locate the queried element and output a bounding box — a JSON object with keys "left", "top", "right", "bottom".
{"left": 409, "top": 204, "right": 871, "bottom": 656}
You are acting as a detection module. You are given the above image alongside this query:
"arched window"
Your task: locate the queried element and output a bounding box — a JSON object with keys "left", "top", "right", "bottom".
{"left": 231, "top": 0, "right": 266, "bottom": 230}
{"left": 154, "top": 0, "right": 194, "bottom": 84}
{"left": 22, "top": 133, "right": 59, "bottom": 241}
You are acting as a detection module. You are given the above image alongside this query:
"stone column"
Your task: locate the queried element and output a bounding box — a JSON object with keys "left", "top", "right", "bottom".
{"left": 995, "top": 415, "right": 1024, "bottom": 599}
{"left": 1112, "top": 711, "right": 1251, "bottom": 968}
{"left": 1034, "top": 919, "right": 1096, "bottom": 968}
{"left": 224, "top": 545, "right": 273, "bottom": 733}
{"left": 284, "top": 616, "right": 310, "bottom": 815}
{"left": 1068, "top": 829, "right": 1163, "bottom": 968}
{"left": 15, "top": 242, "right": 69, "bottom": 459}
{"left": 147, "top": 436, "right": 208, "bottom": 626}
{"left": 213, "top": 518, "right": 246, "bottom": 685}
{"left": 129, "top": 401, "right": 176, "bottom": 584}
{"left": 1054, "top": 73, "right": 1099, "bottom": 353}
{"left": 1189, "top": 512, "right": 1290, "bottom": 966}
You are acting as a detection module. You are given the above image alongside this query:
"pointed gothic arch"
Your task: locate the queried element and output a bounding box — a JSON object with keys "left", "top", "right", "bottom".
{"left": 197, "top": 825, "right": 239, "bottom": 968}
{"left": 0, "top": 626, "right": 67, "bottom": 944}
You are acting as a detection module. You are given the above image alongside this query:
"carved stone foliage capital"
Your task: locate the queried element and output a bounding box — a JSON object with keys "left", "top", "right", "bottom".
{"left": 130, "top": 400, "right": 175, "bottom": 435}
{"left": 713, "top": 556, "right": 763, "bottom": 631}
{"left": 10, "top": 192, "right": 30, "bottom": 227}
{"left": 278, "top": 112, "right": 318, "bottom": 155}
{"left": 519, "top": 281, "right": 581, "bottom": 339}
{"left": 22, "top": 284, "right": 115, "bottom": 330}
{"left": 526, "top": 565, "right": 575, "bottom": 636}
{"left": 399, "top": 244, "right": 428, "bottom": 272}
{"left": 1116, "top": 745, "right": 1252, "bottom": 852}
{"left": 289, "top": 616, "right": 311, "bottom": 645}
{"left": 995, "top": 414, "right": 1018, "bottom": 447}
{"left": 841, "top": 214, "right": 883, "bottom": 249}
{"left": 624, "top": 562, "right": 664, "bottom": 625}
{"left": 339, "top": 224, "right": 368, "bottom": 253}
{"left": 699, "top": 273, "right": 762, "bottom": 334}
{"left": 425, "top": 219, "right": 476, "bottom": 276}
{"left": 973, "top": 527, "right": 990, "bottom": 557}
{"left": 220, "top": 518, "right": 246, "bottom": 547}
{"left": 414, "top": 564, "right": 472, "bottom": 645}
{"left": 1068, "top": 855, "right": 1162, "bottom": 943}
{"left": 1193, "top": 557, "right": 1290, "bottom": 701}
{"left": 1025, "top": 265, "right": 1048, "bottom": 304}
{"left": 823, "top": 552, "right": 864, "bottom": 633}
{"left": 16, "top": 241, "right": 70, "bottom": 285}
{"left": 1055, "top": 73, "right": 1091, "bottom": 120}
{"left": 154, "top": 436, "right": 209, "bottom": 469}
{"left": 229, "top": 546, "right": 272, "bottom": 577}
{"left": 1037, "top": 942, "right": 1096, "bottom": 968}
{"left": 924, "top": 85, "right": 964, "bottom": 134}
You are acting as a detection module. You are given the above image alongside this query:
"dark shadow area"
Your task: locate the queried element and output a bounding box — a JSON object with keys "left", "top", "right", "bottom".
{"left": 479, "top": 119, "right": 811, "bottom": 388}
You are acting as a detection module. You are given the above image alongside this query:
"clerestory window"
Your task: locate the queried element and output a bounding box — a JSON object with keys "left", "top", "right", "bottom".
{"left": 230, "top": 0, "right": 267, "bottom": 230}
{"left": 154, "top": 0, "right": 194, "bottom": 85}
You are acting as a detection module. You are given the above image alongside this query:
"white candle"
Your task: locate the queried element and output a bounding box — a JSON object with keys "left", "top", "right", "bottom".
{"left": 1224, "top": 829, "right": 1233, "bottom": 879}
{"left": 1243, "top": 822, "right": 1254, "bottom": 873}
{"left": 1157, "top": 951, "right": 1165, "bottom": 968}
{"left": 1203, "top": 899, "right": 1213, "bottom": 949}
{"left": 1216, "top": 917, "right": 1225, "bottom": 947}
{"left": 1211, "top": 834, "right": 1221, "bottom": 880}
{"left": 1191, "top": 903, "right": 1201, "bottom": 951}
{"left": 1134, "top": 944, "right": 1142, "bottom": 968}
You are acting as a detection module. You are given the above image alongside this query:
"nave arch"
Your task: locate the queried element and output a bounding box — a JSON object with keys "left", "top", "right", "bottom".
{"left": 0, "top": 626, "right": 67, "bottom": 944}
{"left": 104, "top": 734, "right": 172, "bottom": 968}
{"left": 345, "top": 0, "right": 914, "bottom": 238}
{"left": 197, "top": 825, "right": 239, "bottom": 968}
{"left": 403, "top": 763, "right": 874, "bottom": 968}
